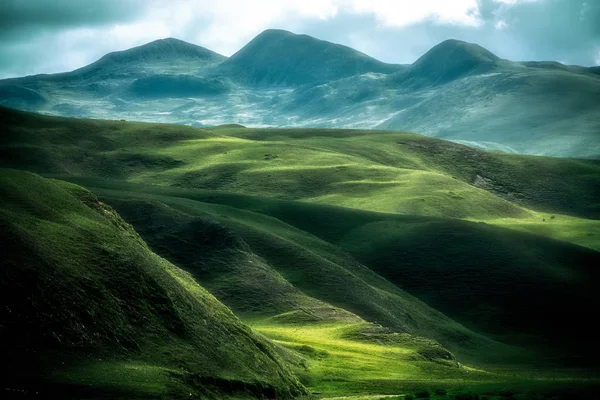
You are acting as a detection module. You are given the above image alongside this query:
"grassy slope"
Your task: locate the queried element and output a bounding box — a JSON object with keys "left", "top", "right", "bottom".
{"left": 1, "top": 107, "right": 598, "bottom": 252}
{"left": 49, "top": 178, "right": 600, "bottom": 367}
{"left": 0, "top": 169, "right": 305, "bottom": 399}
{"left": 2, "top": 108, "right": 600, "bottom": 395}
{"left": 89, "top": 187, "right": 493, "bottom": 354}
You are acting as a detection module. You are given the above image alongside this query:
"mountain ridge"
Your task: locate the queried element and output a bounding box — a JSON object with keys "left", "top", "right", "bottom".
{"left": 216, "top": 28, "right": 404, "bottom": 85}
{"left": 1, "top": 30, "right": 598, "bottom": 158}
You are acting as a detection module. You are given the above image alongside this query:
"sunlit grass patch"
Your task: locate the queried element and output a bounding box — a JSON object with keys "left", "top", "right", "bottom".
{"left": 477, "top": 212, "right": 600, "bottom": 251}
{"left": 250, "top": 321, "right": 487, "bottom": 396}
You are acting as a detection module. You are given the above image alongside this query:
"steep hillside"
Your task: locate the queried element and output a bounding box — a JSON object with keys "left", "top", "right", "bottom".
{"left": 0, "top": 169, "right": 304, "bottom": 399}
{"left": 216, "top": 29, "right": 403, "bottom": 86}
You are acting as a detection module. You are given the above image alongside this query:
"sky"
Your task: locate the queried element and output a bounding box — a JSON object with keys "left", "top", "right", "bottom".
{"left": 0, "top": 0, "right": 599, "bottom": 78}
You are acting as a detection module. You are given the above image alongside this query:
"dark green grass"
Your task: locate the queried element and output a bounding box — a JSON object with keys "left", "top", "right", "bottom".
{"left": 0, "top": 169, "right": 305, "bottom": 399}
{"left": 51, "top": 177, "right": 600, "bottom": 368}
{"left": 88, "top": 186, "right": 492, "bottom": 356}
{"left": 2, "top": 108, "right": 600, "bottom": 396}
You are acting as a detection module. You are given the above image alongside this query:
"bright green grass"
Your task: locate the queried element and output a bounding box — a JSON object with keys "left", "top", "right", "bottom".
{"left": 249, "top": 320, "right": 488, "bottom": 397}
{"left": 473, "top": 212, "right": 600, "bottom": 251}
{"left": 2, "top": 107, "right": 599, "bottom": 251}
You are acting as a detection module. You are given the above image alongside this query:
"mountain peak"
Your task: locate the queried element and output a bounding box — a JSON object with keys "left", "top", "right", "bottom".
{"left": 96, "top": 38, "right": 226, "bottom": 65}
{"left": 217, "top": 30, "right": 403, "bottom": 85}
{"left": 403, "top": 39, "right": 500, "bottom": 86}
{"left": 420, "top": 39, "right": 500, "bottom": 64}
{"left": 255, "top": 28, "right": 296, "bottom": 38}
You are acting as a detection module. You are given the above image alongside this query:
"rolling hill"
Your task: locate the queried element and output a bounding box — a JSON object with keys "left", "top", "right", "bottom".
{"left": 2, "top": 107, "right": 599, "bottom": 376}
{"left": 0, "top": 169, "right": 305, "bottom": 399}
{"left": 1, "top": 30, "right": 598, "bottom": 157}
{"left": 2, "top": 169, "right": 506, "bottom": 399}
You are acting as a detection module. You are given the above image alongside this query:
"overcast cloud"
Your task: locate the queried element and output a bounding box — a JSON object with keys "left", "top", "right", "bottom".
{"left": 0, "top": 0, "right": 598, "bottom": 78}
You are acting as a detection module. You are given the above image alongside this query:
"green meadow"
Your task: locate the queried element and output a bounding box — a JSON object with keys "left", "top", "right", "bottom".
{"left": 1, "top": 107, "right": 599, "bottom": 398}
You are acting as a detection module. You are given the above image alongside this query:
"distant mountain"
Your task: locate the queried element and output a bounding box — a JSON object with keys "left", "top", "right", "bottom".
{"left": 71, "top": 38, "right": 226, "bottom": 78}
{"left": 90, "top": 37, "right": 225, "bottom": 66}
{"left": 1, "top": 31, "right": 598, "bottom": 158}
{"left": 216, "top": 29, "right": 405, "bottom": 85}
{"left": 128, "top": 74, "right": 230, "bottom": 98}
{"left": 393, "top": 39, "right": 501, "bottom": 87}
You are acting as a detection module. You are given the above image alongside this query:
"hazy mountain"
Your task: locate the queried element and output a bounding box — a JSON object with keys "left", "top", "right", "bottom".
{"left": 216, "top": 29, "right": 405, "bottom": 86}
{"left": 392, "top": 39, "right": 502, "bottom": 88}
{"left": 1, "top": 30, "right": 598, "bottom": 158}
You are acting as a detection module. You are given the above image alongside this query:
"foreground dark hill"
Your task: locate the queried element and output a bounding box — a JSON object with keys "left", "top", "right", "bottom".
{"left": 2, "top": 30, "right": 598, "bottom": 157}
{"left": 0, "top": 169, "right": 304, "bottom": 399}
{"left": 216, "top": 28, "right": 404, "bottom": 85}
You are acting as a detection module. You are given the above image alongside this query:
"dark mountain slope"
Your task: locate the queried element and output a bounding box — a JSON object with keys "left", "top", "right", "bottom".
{"left": 0, "top": 169, "right": 304, "bottom": 399}
{"left": 337, "top": 218, "right": 600, "bottom": 363}
{"left": 128, "top": 74, "right": 230, "bottom": 98}
{"left": 217, "top": 29, "right": 404, "bottom": 85}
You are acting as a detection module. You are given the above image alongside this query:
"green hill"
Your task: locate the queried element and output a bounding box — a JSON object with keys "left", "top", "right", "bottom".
{"left": 0, "top": 169, "right": 305, "bottom": 399}
{"left": 1, "top": 108, "right": 600, "bottom": 397}
{"left": 1, "top": 107, "right": 598, "bottom": 250}
{"left": 50, "top": 178, "right": 599, "bottom": 366}
{"left": 0, "top": 169, "right": 489, "bottom": 398}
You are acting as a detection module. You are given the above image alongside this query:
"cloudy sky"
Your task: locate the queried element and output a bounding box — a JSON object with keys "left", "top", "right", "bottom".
{"left": 0, "top": 0, "right": 599, "bottom": 78}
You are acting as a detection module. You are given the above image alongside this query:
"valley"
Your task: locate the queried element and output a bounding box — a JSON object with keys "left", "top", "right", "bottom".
{"left": 1, "top": 107, "right": 599, "bottom": 398}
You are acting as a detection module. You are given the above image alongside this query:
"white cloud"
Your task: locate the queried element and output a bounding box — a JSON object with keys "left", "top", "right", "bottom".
{"left": 133, "top": 0, "right": 487, "bottom": 56}
{"left": 349, "top": 0, "right": 482, "bottom": 27}
{"left": 2, "top": 0, "right": 598, "bottom": 78}
{"left": 494, "top": 19, "right": 508, "bottom": 29}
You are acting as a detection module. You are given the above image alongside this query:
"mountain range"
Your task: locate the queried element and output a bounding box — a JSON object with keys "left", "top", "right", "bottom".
{"left": 1, "top": 29, "right": 598, "bottom": 158}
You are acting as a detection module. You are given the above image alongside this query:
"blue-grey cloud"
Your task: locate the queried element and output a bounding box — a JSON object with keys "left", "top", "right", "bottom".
{"left": 0, "top": 0, "right": 598, "bottom": 79}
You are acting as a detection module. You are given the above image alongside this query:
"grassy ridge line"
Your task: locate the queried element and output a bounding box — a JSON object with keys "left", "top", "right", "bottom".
{"left": 54, "top": 175, "right": 600, "bottom": 251}
{"left": 57, "top": 177, "right": 600, "bottom": 366}
{"left": 2, "top": 106, "right": 598, "bottom": 223}
{"left": 201, "top": 125, "right": 600, "bottom": 219}
{"left": 0, "top": 169, "right": 305, "bottom": 399}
